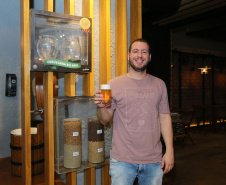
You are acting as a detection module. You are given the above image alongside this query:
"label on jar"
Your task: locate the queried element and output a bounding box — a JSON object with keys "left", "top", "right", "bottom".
{"left": 98, "top": 148, "right": 103, "bottom": 153}
{"left": 97, "top": 129, "right": 102, "bottom": 134}
{"left": 73, "top": 132, "right": 79, "bottom": 136}
{"left": 73, "top": 152, "right": 79, "bottom": 156}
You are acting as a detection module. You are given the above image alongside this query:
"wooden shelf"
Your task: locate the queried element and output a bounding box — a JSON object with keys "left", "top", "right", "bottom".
{"left": 0, "top": 157, "right": 64, "bottom": 185}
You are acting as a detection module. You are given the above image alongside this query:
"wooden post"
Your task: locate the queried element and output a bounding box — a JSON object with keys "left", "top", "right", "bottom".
{"left": 43, "top": 1, "right": 54, "bottom": 185}
{"left": 83, "top": 1, "right": 96, "bottom": 184}
{"left": 84, "top": 167, "right": 96, "bottom": 185}
{"left": 83, "top": 0, "right": 95, "bottom": 96}
{"left": 101, "top": 164, "right": 111, "bottom": 185}
{"left": 130, "top": 0, "right": 142, "bottom": 42}
{"left": 99, "top": 0, "right": 111, "bottom": 85}
{"left": 99, "top": 1, "right": 112, "bottom": 183}
{"left": 64, "top": 73, "right": 76, "bottom": 96}
{"left": 64, "top": 1, "right": 78, "bottom": 185}
{"left": 44, "top": 72, "right": 54, "bottom": 185}
{"left": 115, "top": 0, "right": 128, "bottom": 77}
{"left": 64, "top": 0, "right": 75, "bottom": 15}
{"left": 44, "top": 0, "right": 54, "bottom": 11}
{"left": 20, "top": 0, "right": 31, "bottom": 184}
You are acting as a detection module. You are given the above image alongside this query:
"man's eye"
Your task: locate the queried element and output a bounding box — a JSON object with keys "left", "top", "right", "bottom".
{"left": 133, "top": 51, "right": 138, "bottom": 53}
{"left": 142, "top": 51, "right": 148, "bottom": 54}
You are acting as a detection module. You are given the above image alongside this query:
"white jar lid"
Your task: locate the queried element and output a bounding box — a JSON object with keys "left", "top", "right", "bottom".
{"left": 101, "top": 84, "right": 111, "bottom": 90}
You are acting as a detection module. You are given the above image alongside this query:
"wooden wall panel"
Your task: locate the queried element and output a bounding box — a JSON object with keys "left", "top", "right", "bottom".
{"left": 130, "top": 0, "right": 142, "bottom": 42}
{"left": 115, "top": 0, "right": 127, "bottom": 77}
{"left": 99, "top": 0, "right": 111, "bottom": 84}
{"left": 83, "top": 0, "right": 95, "bottom": 96}
{"left": 20, "top": 0, "right": 31, "bottom": 184}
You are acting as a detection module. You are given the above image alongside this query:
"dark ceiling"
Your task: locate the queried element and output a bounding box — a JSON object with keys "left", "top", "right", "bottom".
{"left": 183, "top": 6, "right": 226, "bottom": 42}
{"left": 142, "top": 0, "right": 226, "bottom": 43}
{"left": 142, "top": 0, "right": 181, "bottom": 24}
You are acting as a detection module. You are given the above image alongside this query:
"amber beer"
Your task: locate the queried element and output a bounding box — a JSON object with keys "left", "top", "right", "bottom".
{"left": 100, "top": 84, "right": 111, "bottom": 103}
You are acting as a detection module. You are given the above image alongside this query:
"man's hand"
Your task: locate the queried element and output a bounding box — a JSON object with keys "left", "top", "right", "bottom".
{"left": 94, "top": 90, "right": 114, "bottom": 125}
{"left": 94, "top": 90, "right": 111, "bottom": 108}
{"left": 161, "top": 151, "right": 174, "bottom": 174}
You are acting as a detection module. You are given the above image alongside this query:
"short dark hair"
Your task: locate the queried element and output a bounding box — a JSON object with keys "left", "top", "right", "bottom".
{"left": 129, "top": 38, "right": 151, "bottom": 54}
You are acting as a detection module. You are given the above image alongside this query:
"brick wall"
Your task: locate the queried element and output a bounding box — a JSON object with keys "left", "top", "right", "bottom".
{"left": 171, "top": 52, "right": 226, "bottom": 110}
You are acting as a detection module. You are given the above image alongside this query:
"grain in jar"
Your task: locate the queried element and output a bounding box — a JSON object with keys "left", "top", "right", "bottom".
{"left": 88, "top": 116, "right": 104, "bottom": 163}
{"left": 64, "top": 118, "right": 82, "bottom": 168}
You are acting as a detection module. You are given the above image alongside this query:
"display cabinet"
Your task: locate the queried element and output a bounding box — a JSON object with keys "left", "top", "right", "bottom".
{"left": 30, "top": 9, "right": 92, "bottom": 73}
{"left": 54, "top": 96, "right": 112, "bottom": 174}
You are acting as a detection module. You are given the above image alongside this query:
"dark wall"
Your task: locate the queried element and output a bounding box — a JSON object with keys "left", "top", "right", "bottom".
{"left": 171, "top": 52, "right": 226, "bottom": 109}
{"left": 143, "top": 24, "right": 171, "bottom": 103}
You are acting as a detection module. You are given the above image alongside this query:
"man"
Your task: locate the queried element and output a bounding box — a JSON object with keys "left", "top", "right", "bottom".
{"left": 94, "top": 38, "right": 174, "bottom": 185}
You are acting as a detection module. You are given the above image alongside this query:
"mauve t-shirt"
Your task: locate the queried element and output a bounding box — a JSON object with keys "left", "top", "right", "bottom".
{"left": 108, "top": 74, "right": 170, "bottom": 164}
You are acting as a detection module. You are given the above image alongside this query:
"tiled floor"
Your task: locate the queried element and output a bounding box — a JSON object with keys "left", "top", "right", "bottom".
{"left": 164, "top": 125, "right": 226, "bottom": 185}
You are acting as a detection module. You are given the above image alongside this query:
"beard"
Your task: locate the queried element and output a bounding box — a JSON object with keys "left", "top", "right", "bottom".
{"left": 129, "top": 57, "right": 149, "bottom": 72}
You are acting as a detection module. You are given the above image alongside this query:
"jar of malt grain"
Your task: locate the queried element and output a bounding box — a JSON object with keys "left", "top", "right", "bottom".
{"left": 88, "top": 116, "right": 105, "bottom": 163}
{"left": 63, "top": 118, "right": 82, "bottom": 168}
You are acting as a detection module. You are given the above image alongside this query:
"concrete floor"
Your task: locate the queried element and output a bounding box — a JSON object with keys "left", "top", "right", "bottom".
{"left": 164, "top": 125, "right": 226, "bottom": 185}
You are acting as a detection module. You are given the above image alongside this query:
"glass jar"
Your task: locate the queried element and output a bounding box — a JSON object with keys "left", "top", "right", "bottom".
{"left": 88, "top": 116, "right": 105, "bottom": 163}
{"left": 61, "top": 35, "right": 81, "bottom": 62}
{"left": 63, "top": 118, "right": 82, "bottom": 168}
{"left": 100, "top": 84, "right": 111, "bottom": 104}
{"left": 37, "top": 35, "right": 59, "bottom": 61}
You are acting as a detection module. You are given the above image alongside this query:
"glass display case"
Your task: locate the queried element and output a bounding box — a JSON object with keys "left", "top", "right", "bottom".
{"left": 54, "top": 96, "right": 112, "bottom": 174}
{"left": 30, "top": 9, "right": 92, "bottom": 73}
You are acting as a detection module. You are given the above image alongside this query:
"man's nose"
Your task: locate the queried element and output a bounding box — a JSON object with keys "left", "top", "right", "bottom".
{"left": 138, "top": 51, "right": 142, "bottom": 57}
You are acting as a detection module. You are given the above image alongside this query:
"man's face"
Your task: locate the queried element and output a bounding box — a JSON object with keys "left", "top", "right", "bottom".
{"left": 128, "top": 41, "right": 151, "bottom": 72}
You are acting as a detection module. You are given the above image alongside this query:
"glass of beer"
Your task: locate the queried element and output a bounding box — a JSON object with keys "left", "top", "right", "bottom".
{"left": 100, "top": 84, "right": 111, "bottom": 104}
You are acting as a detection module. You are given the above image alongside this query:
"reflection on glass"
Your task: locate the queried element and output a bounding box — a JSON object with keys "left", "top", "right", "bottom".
{"left": 62, "top": 35, "right": 81, "bottom": 62}
{"left": 82, "top": 34, "right": 88, "bottom": 65}
{"left": 37, "top": 35, "right": 59, "bottom": 61}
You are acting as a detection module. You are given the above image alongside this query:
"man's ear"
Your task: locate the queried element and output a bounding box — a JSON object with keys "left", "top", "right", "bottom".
{"left": 128, "top": 52, "right": 130, "bottom": 61}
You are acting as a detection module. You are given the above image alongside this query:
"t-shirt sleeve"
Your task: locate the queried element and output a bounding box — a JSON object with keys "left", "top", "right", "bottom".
{"left": 158, "top": 81, "right": 170, "bottom": 114}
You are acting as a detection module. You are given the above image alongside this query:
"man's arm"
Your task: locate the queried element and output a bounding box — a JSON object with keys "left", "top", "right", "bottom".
{"left": 159, "top": 113, "right": 174, "bottom": 174}
{"left": 94, "top": 90, "right": 114, "bottom": 125}
{"left": 97, "top": 107, "right": 114, "bottom": 125}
